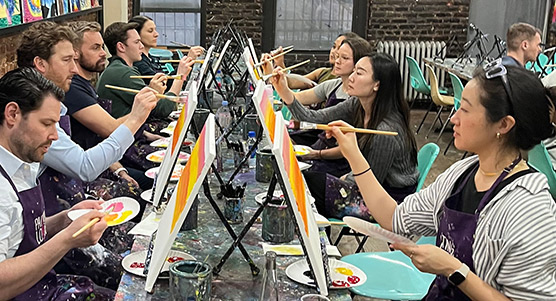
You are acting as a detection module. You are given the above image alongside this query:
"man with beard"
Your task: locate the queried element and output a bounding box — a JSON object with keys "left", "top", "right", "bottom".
{"left": 0, "top": 67, "right": 114, "bottom": 300}
{"left": 64, "top": 21, "right": 151, "bottom": 190}
{"left": 16, "top": 21, "right": 159, "bottom": 184}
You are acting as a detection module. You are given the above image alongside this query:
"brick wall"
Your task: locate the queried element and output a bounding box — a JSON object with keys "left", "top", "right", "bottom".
{"left": 0, "top": 12, "right": 99, "bottom": 77}
{"left": 203, "top": 0, "right": 470, "bottom": 73}
{"left": 205, "top": 0, "right": 264, "bottom": 48}
{"left": 368, "top": 0, "right": 470, "bottom": 56}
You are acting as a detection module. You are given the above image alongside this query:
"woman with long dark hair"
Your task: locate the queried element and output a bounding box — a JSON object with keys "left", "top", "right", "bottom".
{"left": 271, "top": 52, "right": 419, "bottom": 220}
{"left": 328, "top": 62, "right": 556, "bottom": 299}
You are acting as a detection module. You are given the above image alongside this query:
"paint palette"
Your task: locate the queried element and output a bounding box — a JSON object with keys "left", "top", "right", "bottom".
{"left": 146, "top": 150, "right": 190, "bottom": 163}
{"left": 343, "top": 216, "right": 415, "bottom": 245}
{"left": 161, "top": 121, "right": 177, "bottom": 135}
{"left": 286, "top": 258, "right": 366, "bottom": 289}
{"left": 144, "top": 165, "right": 185, "bottom": 182}
{"left": 298, "top": 161, "right": 312, "bottom": 171}
{"left": 169, "top": 110, "right": 181, "bottom": 119}
{"left": 67, "top": 197, "right": 140, "bottom": 226}
{"left": 122, "top": 250, "right": 196, "bottom": 278}
{"left": 293, "top": 145, "right": 313, "bottom": 156}
{"left": 140, "top": 189, "right": 153, "bottom": 203}
{"left": 150, "top": 137, "right": 194, "bottom": 148}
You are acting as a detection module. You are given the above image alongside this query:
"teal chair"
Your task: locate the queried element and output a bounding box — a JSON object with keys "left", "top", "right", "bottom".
{"left": 442, "top": 72, "right": 464, "bottom": 154}
{"left": 528, "top": 142, "right": 556, "bottom": 198}
{"left": 148, "top": 48, "right": 173, "bottom": 60}
{"left": 341, "top": 251, "right": 435, "bottom": 299}
{"left": 162, "top": 63, "right": 175, "bottom": 74}
{"left": 330, "top": 143, "right": 439, "bottom": 251}
{"left": 416, "top": 143, "right": 440, "bottom": 191}
{"left": 407, "top": 56, "right": 433, "bottom": 134}
{"left": 176, "top": 49, "right": 185, "bottom": 59}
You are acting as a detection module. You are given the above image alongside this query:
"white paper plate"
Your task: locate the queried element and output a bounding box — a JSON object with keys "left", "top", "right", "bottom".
{"left": 140, "top": 189, "right": 153, "bottom": 203}
{"left": 298, "top": 161, "right": 312, "bottom": 171}
{"left": 161, "top": 121, "right": 177, "bottom": 135}
{"left": 150, "top": 137, "right": 194, "bottom": 148}
{"left": 144, "top": 165, "right": 184, "bottom": 182}
{"left": 293, "top": 145, "right": 313, "bottom": 156}
{"left": 286, "top": 73, "right": 317, "bottom": 87}
{"left": 146, "top": 150, "right": 190, "bottom": 163}
{"left": 254, "top": 191, "right": 315, "bottom": 205}
{"left": 122, "top": 250, "right": 196, "bottom": 278}
{"left": 286, "top": 258, "right": 367, "bottom": 289}
{"left": 67, "top": 197, "right": 140, "bottom": 226}
{"left": 343, "top": 216, "right": 415, "bottom": 245}
{"left": 169, "top": 110, "right": 181, "bottom": 119}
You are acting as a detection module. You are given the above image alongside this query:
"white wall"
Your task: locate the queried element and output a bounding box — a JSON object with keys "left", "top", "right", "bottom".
{"left": 103, "top": 0, "right": 128, "bottom": 26}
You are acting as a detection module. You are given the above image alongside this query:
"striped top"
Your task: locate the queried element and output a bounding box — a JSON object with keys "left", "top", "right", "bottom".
{"left": 392, "top": 156, "right": 556, "bottom": 299}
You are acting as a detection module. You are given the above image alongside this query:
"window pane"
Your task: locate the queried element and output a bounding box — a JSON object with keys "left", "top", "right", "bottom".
{"left": 275, "top": 0, "right": 353, "bottom": 51}
{"left": 140, "top": 0, "right": 200, "bottom": 9}
{"left": 141, "top": 12, "right": 201, "bottom": 46}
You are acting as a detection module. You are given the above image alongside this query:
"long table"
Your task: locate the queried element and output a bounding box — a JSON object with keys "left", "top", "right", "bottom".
{"left": 115, "top": 166, "right": 352, "bottom": 301}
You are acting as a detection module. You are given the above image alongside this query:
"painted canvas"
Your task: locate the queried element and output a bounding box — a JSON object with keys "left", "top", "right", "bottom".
{"left": 271, "top": 113, "right": 329, "bottom": 296}
{"left": 6, "top": 0, "right": 22, "bottom": 25}
{"left": 195, "top": 44, "right": 214, "bottom": 91}
{"left": 69, "top": 0, "right": 78, "bottom": 12}
{"left": 151, "top": 83, "right": 198, "bottom": 207}
{"left": 0, "top": 0, "right": 8, "bottom": 28}
{"left": 41, "top": 0, "right": 57, "bottom": 18}
{"left": 145, "top": 114, "right": 217, "bottom": 292}
{"left": 22, "top": 0, "right": 41, "bottom": 23}
{"left": 78, "top": 0, "right": 89, "bottom": 10}
{"left": 56, "top": 0, "right": 68, "bottom": 15}
{"left": 251, "top": 79, "right": 276, "bottom": 144}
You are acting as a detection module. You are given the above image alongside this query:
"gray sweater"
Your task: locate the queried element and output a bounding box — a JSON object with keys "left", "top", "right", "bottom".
{"left": 288, "top": 96, "right": 419, "bottom": 187}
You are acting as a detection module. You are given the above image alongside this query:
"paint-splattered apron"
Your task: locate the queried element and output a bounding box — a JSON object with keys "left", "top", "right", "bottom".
{"left": 425, "top": 157, "right": 521, "bottom": 300}
{"left": 0, "top": 164, "right": 113, "bottom": 300}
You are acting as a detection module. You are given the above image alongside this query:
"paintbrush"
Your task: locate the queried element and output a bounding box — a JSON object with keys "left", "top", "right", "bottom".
{"left": 193, "top": 254, "right": 210, "bottom": 274}
{"left": 262, "top": 60, "right": 311, "bottom": 81}
{"left": 104, "top": 84, "right": 185, "bottom": 103}
{"left": 254, "top": 48, "right": 294, "bottom": 67}
{"left": 316, "top": 220, "right": 346, "bottom": 226}
{"left": 130, "top": 74, "right": 187, "bottom": 80}
{"left": 271, "top": 45, "right": 293, "bottom": 54}
{"left": 300, "top": 121, "right": 398, "bottom": 136}
{"left": 170, "top": 41, "right": 192, "bottom": 48}
{"left": 72, "top": 207, "right": 115, "bottom": 238}
{"left": 159, "top": 59, "right": 205, "bottom": 64}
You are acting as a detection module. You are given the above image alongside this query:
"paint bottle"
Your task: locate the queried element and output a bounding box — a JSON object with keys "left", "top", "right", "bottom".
{"left": 247, "top": 131, "right": 257, "bottom": 169}
{"left": 259, "top": 251, "right": 279, "bottom": 301}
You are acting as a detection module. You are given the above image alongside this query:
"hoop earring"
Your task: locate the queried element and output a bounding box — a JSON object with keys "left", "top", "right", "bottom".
{"left": 496, "top": 132, "right": 501, "bottom": 139}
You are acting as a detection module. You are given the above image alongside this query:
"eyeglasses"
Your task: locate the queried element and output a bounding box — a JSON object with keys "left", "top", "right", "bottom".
{"left": 484, "top": 58, "right": 514, "bottom": 114}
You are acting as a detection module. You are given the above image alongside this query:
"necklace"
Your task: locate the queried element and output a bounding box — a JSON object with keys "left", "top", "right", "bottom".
{"left": 478, "top": 168, "right": 500, "bottom": 177}
{"left": 479, "top": 158, "right": 525, "bottom": 177}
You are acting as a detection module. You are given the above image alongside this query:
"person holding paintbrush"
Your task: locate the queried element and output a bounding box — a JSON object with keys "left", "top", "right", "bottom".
{"left": 269, "top": 52, "right": 418, "bottom": 221}
{"left": 326, "top": 61, "right": 556, "bottom": 299}
{"left": 0, "top": 68, "right": 115, "bottom": 300}
{"left": 263, "top": 36, "right": 371, "bottom": 171}
{"left": 128, "top": 15, "right": 204, "bottom": 84}
{"left": 97, "top": 22, "right": 195, "bottom": 120}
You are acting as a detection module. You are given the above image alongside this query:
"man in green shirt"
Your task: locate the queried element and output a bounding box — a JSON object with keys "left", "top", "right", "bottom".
{"left": 97, "top": 22, "right": 194, "bottom": 119}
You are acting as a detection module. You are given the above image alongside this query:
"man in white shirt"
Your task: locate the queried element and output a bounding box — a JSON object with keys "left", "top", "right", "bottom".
{"left": 0, "top": 67, "right": 114, "bottom": 300}
{"left": 17, "top": 21, "right": 159, "bottom": 181}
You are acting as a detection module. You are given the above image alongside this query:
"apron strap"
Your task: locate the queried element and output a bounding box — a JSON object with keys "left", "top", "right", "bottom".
{"left": 476, "top": 154, "right": 522, "bottom": 214}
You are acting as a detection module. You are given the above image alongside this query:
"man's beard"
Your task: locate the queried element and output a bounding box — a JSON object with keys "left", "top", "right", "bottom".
{"left": 79, "top": 57, "right": 105, "bottom": 73}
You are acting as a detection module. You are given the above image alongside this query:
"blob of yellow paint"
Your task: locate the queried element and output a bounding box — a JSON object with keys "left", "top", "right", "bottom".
{"left": 335, "top": 267, "right": 353, "bottom": 276}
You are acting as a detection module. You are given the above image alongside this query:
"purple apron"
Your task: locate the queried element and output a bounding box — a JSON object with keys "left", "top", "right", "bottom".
{"left": 426, "top": 156, "right": 521, "bottom": 300}
{"left": 0, "top": 164, "right": 99, "bottom": 300}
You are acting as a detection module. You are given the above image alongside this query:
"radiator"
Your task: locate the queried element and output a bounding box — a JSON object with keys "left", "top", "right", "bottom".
{"left": 377, "top": 41, "right": 447, "bottom": 102}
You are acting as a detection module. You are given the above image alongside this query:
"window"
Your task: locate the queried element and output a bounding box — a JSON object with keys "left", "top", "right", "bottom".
{"left": 276, "top": 0, "right": 353, "bottom": 51}
{"left": 138, "top": 0, "right": 203, "bottom": 46}
{"left": 263, "top": 0, "right": 366, "bottom": 52}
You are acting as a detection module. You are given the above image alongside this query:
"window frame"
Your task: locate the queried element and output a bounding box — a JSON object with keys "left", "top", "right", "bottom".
{"left": 262, "top": 0, "right": 367, "bottom": 53}
{"left": 133, "top": 0, "right": 206, "bottom": 47}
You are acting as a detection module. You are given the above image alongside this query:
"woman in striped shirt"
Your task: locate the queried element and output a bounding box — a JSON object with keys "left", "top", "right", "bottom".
{"left": 328, "top": 61, "right": 556, "bottom": 300}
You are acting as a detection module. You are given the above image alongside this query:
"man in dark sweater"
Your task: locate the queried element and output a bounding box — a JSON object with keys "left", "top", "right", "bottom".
{"left": 64, "top": 21, "right": 152, "bottom": 190}
{"left": 97, "top": 22, "right": 194, "bottom": 119}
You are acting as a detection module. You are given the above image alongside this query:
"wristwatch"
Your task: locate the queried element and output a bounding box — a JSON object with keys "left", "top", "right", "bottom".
{"left": 447, "top": 263, "right": 470, "bottom": 286}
